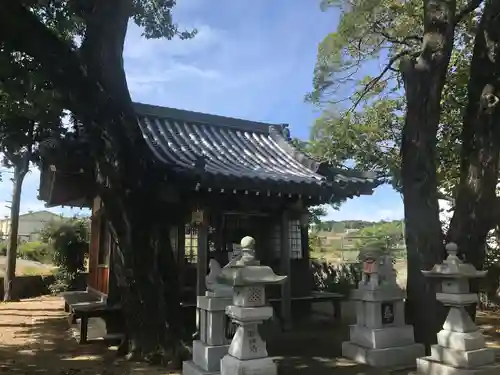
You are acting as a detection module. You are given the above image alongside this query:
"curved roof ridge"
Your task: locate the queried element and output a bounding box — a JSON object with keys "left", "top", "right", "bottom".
{"left": 268, "top": 125, "right": 322, "bottom": 173}
{"left": 133, "top": 102, "right": 277, "bottom": 133}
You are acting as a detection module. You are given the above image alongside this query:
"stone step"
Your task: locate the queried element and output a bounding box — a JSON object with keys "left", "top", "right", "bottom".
{"left": 437, "top": 330, "right": 486, "bottom": 351}
{"left": 430, "top": 345, "right": 495, "bottom": 369}
{"left": 342, "top": 341, "right": 425, "bottom": 368}
{"left": 349, "top": 324, "right": 417, "bottom": 349}
{"left": 417, "top": 356, "right": 500, "bottom": 375}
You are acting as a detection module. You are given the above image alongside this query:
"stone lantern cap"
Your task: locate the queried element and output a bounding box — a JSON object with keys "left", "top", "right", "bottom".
{"left": 421, "top": 242, "right": 487, "bottom": 279}
{"left": 217, "top": 236, "right": 287, "bottom": 287}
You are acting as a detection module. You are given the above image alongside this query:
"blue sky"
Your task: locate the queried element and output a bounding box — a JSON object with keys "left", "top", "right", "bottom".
{"left": 0, "top": 0, "right": 403, "bottom": 222}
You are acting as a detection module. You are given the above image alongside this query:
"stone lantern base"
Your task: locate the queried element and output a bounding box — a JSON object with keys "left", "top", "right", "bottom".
{"left": 416, "top": 306, "right": 500, "bottom": 375}
{"left": 342, "top": 287, "right": 424, "bottom": 368}
{"left": 416, "top": 357, "right": 500, "bottom": 375}
{"left": 342, "top": 340, "right": 424, "bottom": 368}
{"left": 182, "top": 295, "right": 232, "bottom": 375}
{"left": 221, "top": 355, "right": 277, "bottom": 375}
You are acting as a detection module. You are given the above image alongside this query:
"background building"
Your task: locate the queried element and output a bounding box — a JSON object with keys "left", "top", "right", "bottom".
{"left": 0, "top": 210, "right": 63, "bottom": 242}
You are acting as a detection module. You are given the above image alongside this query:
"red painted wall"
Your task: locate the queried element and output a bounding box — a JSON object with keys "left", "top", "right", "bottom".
{"left": 88, "top": 197, "right": 110, "bottom": 296}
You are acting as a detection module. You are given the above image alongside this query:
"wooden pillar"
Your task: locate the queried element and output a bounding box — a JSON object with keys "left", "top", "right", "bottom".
{"left": 196, "top": 216, "right": 209, "bottom": 297}
{"left": 107, "top": 241, "right": 118, "bottom": 305}
{"left": 177, "top": 224, "right": 186, "bottom": 294}
{"left": 280, "top": 210, "right": 292, "bottom": 330}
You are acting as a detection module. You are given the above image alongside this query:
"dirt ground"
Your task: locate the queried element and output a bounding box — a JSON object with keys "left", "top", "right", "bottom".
{"left": 0, "top": 296, "right": 500, "bottom": 375}
{"left": 0, "top": 296, "right": 179, "bottom": 375}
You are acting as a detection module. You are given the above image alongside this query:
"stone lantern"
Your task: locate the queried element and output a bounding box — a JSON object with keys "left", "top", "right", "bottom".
{"left": 342, "top": 246, "right": 424, "bottom": 367}
{"left": 183, "top": 259, "right": 234, "bottom": 375}
{"left": 217, "top": 236, "right": 287, "bottom": 375}
{"left": 417, "top": 242, "right": 500, "bottom": 375}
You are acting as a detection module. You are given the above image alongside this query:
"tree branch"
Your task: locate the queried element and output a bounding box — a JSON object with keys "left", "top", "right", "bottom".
{"left": 373, "top": 21, "right": 423, "bottom": 46}
{"left": 0, "top": 2, "right": 101, "bottom": 117}
{"left": 455, "top": 0, "right": 484, "bottom": 26}
{"left": 348, "top": 49, "right": 419, "bottom": 113}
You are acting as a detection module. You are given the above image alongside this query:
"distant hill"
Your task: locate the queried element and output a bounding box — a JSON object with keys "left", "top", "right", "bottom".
{"left": 314, "top": 219, "right": 404, "bottom": 233}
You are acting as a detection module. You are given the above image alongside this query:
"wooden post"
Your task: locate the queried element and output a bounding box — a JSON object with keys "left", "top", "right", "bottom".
{"left": 280, "top": 210, "right": 292, "bottom": 330}
{"left": 177, "top": 224, "right": 186, "bottom": 292}
{"left": 196, "top": 215, "right": 209, "bottom": 297}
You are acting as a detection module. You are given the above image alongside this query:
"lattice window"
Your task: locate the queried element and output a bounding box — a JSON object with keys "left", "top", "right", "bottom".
{"left": 223, "top": 215, "right": 252, "bottom": 255}
{"left": 185, "top": 224, "right": 198, "bottom": 263}
{"left": 288, "top": 219, "right": 303, "bottom": 259}
{"left": 270, "top": 220, "right": 303, "bottom": 259}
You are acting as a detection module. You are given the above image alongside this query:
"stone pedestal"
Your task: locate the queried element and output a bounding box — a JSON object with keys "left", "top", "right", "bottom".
{"left": 417, "top": 243, "right": 500, "bottom": 375}
{"left": 221, "top": 286, "right": 277, "bottom": 375}
{"left": 416, "top": 306, "right": 500, "bottom": 375}
{"left": 217, "top": 236, "right": 286, "bottom": 375}
{"left": 183, "top": 294, "right": 232, "bottom": 375}
{"left": 342, "top": 253, "right": 424, "bottom": 367}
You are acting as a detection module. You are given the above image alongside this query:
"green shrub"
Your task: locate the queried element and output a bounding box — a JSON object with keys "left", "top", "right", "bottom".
{"left": 40, "top": 217, "right": 89, "bottom": 293}
{"left": 311, "top": 260, "right": 362, "bottom": 297}
{"left": 18, "top": 241, "right": 54, "bottom": 264}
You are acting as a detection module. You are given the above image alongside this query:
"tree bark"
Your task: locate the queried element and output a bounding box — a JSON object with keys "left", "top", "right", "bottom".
{"left": 0, "top": 1, "right": 186, "bottom": 366}
{"left": 400, "top": 0, "right": 457, "bottom": 351}
{"left": 445, "top": 0, "right": 500, "bottom": 319}
{"left": 3, "top": 159, "right": 29, "bottom": 301}
{"left": 447, "top": 0, "right": 500, "bottom": 272}
{"left": 78, "top": 1, "right": 185, "bottom": 364}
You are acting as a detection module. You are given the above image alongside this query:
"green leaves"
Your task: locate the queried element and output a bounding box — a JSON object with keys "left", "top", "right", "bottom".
{"left": 309, "top": 0, "right": 423, "bottom": 104}
{"left": 0, "top": 0, "right": 195, "bottom": 168}
{"left": 131, "top": 0, "right": 196, "bottom": 40}
{"left": 309, "top": 98, "right": 403, "bottom": 188}
{"left": 307, "top": 0, "right": 479, "bottom": 198}
{"left": 0, "top": 48, "right": 65, "bottom": 165}
{"left": 348, "top": 220, "right": 405, "bottom": 254}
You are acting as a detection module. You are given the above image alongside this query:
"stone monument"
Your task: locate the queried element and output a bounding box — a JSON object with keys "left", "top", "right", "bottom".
{"left": 342, "top": 247, "right": 424, "bottom": 367}
{"left": 416, "top": 242, "right": 500, "bottom": 375}
{"left": 183, "top": 259, "right": 234, "bottom": 375}
{"left": 217, "top": 236, "right": 287, "bottom": 375}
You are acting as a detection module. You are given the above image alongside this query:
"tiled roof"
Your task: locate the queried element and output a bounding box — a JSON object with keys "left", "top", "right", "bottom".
{"left": 134, "top": 103, "right": 378, "bottom": 196}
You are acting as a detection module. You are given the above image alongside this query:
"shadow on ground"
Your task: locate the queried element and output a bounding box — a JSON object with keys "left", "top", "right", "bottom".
{"left": 0, "top": 306, "right": 112, "bottom": 374}
{"left": 0, "top": 297, "right": 178, "bottom": 374}
{"left": 2, "top": 297, "right": 500, "bottom": 375}
{"left": 477, "top": 310, "right": 500, "bottom": 351}
{"left": 268, "top": 319, "right": 413, "bottom": 375}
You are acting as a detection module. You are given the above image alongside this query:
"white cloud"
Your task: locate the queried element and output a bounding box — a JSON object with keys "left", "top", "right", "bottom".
{"left": 127, "top": 62, "right": 221, "bottom": 97}
{"left": 124, "top": 23, "right": 223, "bottom": 60}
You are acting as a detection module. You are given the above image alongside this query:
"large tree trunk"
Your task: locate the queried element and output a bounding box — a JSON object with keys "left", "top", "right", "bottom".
{"left": 0, "top": 1, "right": 186, "bottom": 366}
{"left": 75, "top": 0, "right": 186, "bottom": 365}
{"left": 399, "top": 0, "right": 457, "bottom": 351}
{"left": 3, "top": 160, "right": 29, "bottom": 301}
{"left": 446, "top": 0, "right": 500, "bottom": 284}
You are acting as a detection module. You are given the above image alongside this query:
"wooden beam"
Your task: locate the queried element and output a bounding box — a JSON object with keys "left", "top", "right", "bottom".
{"left": 280, "top": 210, "right": 292, "bottom": 330}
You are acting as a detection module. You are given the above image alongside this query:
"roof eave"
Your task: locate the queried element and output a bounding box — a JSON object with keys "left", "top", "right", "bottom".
{"left": 267, "top": 125, "right": 322, "bottom": 172}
